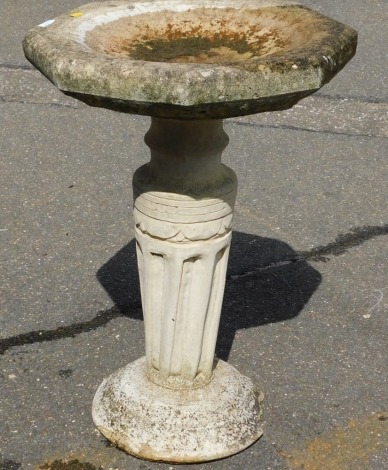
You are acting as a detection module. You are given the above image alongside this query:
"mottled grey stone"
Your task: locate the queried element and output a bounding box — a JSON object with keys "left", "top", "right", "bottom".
{"left": 23, "top": 0, "right": 357, "bottom": 119}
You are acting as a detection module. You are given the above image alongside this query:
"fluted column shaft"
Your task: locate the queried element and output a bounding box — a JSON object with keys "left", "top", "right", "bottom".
{"left": 133, "top": 117, "right": 237, "bottom": 389}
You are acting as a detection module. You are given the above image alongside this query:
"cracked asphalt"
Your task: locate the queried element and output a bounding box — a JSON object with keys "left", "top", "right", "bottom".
{"left": 1, "top": 1, "right": 387, "bottom": 469}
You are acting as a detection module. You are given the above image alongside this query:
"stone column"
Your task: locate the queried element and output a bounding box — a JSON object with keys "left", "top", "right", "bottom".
{"left": 133, "top": 117, "right": 237, "bottom": 389}
{"left": 92, "top": 118, "right": 263, "bottom": 463}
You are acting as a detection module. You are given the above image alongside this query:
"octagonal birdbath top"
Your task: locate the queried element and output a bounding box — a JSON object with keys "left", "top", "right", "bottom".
{"left": 22, "top": 1, "right": 358, "bottom": 462}
{"left": 23, "top": 0, "right": 357, "bottom": 119}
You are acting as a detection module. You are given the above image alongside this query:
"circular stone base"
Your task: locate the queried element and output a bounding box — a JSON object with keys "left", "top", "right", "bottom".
{"left": 92, "top": 357, "right": 264, "bottom": 463}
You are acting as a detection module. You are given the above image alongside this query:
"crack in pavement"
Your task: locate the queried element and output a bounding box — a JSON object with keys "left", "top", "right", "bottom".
{"left": 0, "top": 62, "right": 34, "bottom": 71}
{"left": 1, "top": 224, "right": 386, "bottom": 355}
{"left": 229, "top": 224, "right": 388, "bottom": 281}
{"left": 317, "top": 92, "right": 388, "bottom": 105}
{"left": 0, "top": 95, "right": 78, "bottom": 109}
{"left": 0, "top": 307, "right": 124, "bottom": 356}
{"left": 299, "top": 224, "right": 388, "bottom": 262}
{"left": 228, "top": 120, "right": 382, "bottom": 139}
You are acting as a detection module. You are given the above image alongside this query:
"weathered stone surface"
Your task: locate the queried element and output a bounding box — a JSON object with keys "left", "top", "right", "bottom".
{"left": 23, "top": 0, "right": 357, "bottom": 119}
{"left": 92, "top": 357, "right": 264, "bottom": 462}
{"left": 133, "top": 119, "right": 237, "bottom": 391}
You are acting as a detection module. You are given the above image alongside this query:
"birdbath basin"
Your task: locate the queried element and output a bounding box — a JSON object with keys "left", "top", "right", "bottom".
{"left": 23, "top": 0, "right": 357, "bottom": 463}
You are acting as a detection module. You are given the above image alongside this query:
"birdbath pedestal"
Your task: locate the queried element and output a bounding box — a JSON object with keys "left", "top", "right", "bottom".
{"left": 23, "top": 0, "right": 357, "bottom": 463}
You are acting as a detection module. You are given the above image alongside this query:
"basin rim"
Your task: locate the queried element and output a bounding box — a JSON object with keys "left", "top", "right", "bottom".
{"left": 23, "top": 0, "right": 357, "bottom": 118}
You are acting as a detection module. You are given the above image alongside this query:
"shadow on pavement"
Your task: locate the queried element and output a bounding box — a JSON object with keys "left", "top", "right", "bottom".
{"left": 97, "top": 231, "right": 321, "bottom": 361}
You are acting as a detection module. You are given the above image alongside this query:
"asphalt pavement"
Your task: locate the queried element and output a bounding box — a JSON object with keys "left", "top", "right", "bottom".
{"left": 1, "top": 1, "right": 387, "bottom": 469}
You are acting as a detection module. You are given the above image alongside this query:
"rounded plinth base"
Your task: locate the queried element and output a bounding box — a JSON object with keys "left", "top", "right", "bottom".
{"left": 92, "top": 357, "right": 263, "bottom": 463}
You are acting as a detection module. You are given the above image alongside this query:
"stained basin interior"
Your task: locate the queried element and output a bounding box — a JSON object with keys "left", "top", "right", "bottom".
{"left": 85, "top": 7, "right": 326, "bottom": 64}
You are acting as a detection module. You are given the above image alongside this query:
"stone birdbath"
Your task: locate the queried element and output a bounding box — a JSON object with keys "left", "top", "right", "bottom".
{"left": 23, "top": 0, "right": 357, "bottom": 463}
